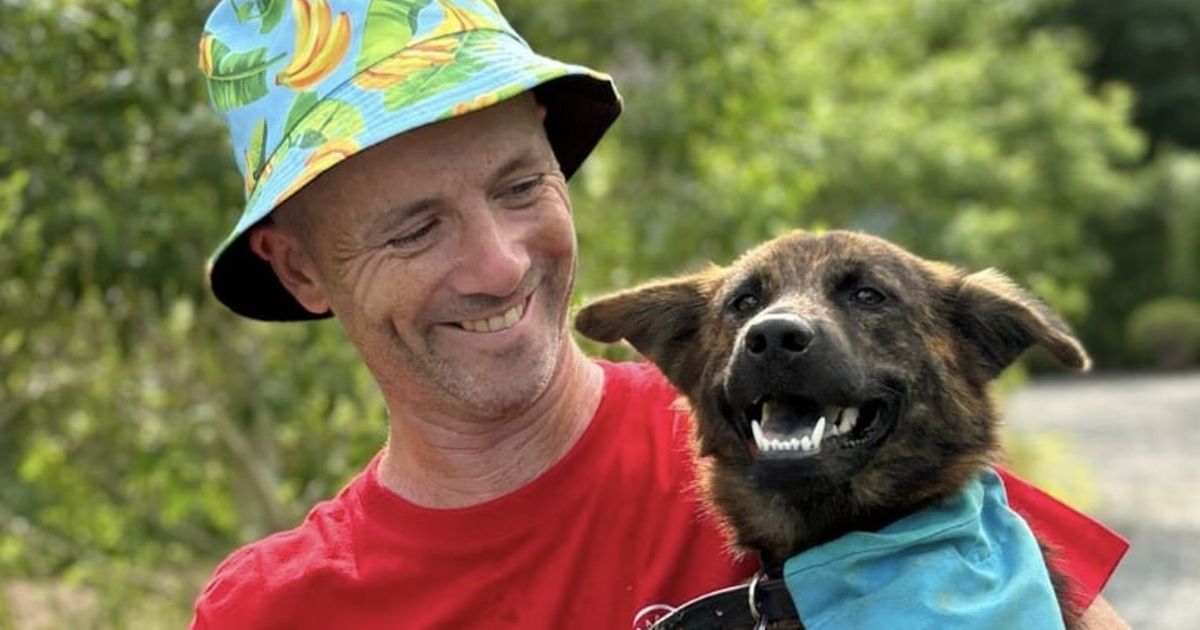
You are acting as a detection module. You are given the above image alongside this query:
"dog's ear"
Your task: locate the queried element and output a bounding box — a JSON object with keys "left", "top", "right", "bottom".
{"left": 575, "top": 268, "right": 721, "bottom": 392}
{"left": 949, "top": 268, "right": 1091, "bottom": 377}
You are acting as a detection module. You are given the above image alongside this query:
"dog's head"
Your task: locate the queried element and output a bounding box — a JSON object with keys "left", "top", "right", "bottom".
{"left": 577, "top": 230, "right": 1089, "bottom": 558}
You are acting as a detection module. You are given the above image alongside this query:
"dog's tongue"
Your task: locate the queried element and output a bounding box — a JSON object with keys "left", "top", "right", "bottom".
{"left": 761, "top": 400, "right": 823, "bottom": 440}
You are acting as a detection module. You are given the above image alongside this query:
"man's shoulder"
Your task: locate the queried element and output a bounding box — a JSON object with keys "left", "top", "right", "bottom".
{"left": 598, "top": 359, "right": 680, "bottom": 407}
{"left": 592, "top": 360, "right": 705, "bottom": 487}
{"left": 190, "top": 490, "right": 360, "bottom": 628}
{"left": 597, "top": 359, "right": 693, "bottom": 438}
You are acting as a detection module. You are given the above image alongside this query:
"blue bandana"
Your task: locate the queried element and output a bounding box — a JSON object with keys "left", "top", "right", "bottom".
{"left": 783, "top": 468, "right": 1064, "bottom": 629}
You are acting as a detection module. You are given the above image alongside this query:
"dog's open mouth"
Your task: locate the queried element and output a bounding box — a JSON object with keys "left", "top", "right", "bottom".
{"left": 743, "top": 396, "right": 895, "bottom": 460}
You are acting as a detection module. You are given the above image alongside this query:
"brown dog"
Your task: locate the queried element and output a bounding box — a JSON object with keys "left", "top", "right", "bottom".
{"left": 576, "top": 230, "right": 1090, "bottom": 628}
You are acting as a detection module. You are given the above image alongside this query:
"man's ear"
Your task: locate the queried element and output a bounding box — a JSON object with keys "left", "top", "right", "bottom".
{"left": 575, "top": 268, "right": 722, "bottom": 392}
{"left": 950, "top": 268, "right": 1091, "bottom": 377}
{"left": 247, "top": 222, "right": 331, "bottom": 316}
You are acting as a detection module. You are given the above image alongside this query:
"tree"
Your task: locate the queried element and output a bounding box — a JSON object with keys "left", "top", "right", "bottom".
{"left": 1040, "top": 0, "right": 1200, "bottom": 364}
{"left": 0, "top": 2, "right": 385, "bottom": 625}
{"left": 506, "top": 0, "right": 1142, "bottom": 321}
{"left": 1052, "top": 0, "right": 1200, "bottom": 154}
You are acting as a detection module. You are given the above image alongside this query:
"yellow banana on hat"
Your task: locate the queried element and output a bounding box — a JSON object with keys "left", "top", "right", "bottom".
{"left": 277, "top": 0, "right": 352, "bottom": 90}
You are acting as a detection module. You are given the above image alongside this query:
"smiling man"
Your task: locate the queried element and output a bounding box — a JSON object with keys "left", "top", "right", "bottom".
{"left": 251, "top": 95, "right": 601, "bottom": 509}
{"left": 191, "top": 1, "right": 1129, "bottom": 628}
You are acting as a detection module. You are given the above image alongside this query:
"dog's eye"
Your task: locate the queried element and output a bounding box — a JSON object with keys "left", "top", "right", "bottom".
{"left": 731, "top": 293, "right": 762, "bottom": 315}
{"left": 853, "top": 287, "right": 886, "bottom": 306}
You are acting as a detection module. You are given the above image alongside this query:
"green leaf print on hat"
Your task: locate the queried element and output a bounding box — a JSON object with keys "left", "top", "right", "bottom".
{"left": 283, "top": 91, "right": 320, "bottom": 134}
{"left": 230, "top": 0, "right": 288, "bottom": 33}
{"left": 353, "top": 0, "right": 500, "bottom": 92}
{"left": 258, "top": 0, "right": 288, "bottom": 33}
{"left": 243, "top": 118, "right": 269, "bottom": 194}
{"left": 381, "top": 31, "right": 488, "bottom": 110}
{"left": 199, "top": 35, "right": 285, "bottom": 112}
{"left": 288, "top": 98, "right": 365, "bottom": 149}
{"left": 355, "top": 0, "right": 425, "bottom": 75}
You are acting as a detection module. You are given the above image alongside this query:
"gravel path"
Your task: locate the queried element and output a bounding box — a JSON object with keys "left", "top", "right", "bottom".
{"left": 1003, "top": 371, "right": 1200, "bottom": 630}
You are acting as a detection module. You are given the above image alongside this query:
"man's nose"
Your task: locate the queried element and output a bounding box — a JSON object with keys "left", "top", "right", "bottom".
{"left": 451, "top": 209, "right": 530, "bottom": 297}
{"left": 742, "top": 314, "right": 817, "bottom": 360}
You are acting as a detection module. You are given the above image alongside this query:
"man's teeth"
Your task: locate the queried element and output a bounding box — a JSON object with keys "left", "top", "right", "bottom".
{"left": 751, "top": 407, "right": 859, "bottom": 454}
{"left": 460, "top": 303, "right": 523, "bottom": 332}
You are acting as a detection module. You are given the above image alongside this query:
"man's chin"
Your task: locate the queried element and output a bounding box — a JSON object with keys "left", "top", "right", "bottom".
{"left": 446, "top": 362, "right": 558, "bottom": 420}
{"left": 429, "top": 335, "right": 563, "bottom": 419}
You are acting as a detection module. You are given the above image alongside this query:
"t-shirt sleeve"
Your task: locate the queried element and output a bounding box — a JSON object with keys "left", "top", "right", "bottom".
{"left": 995, "top": 467, "right": 1129, "bottom": 612}
{"left": 190, "top": 546, "right": 275, "bottom": 630}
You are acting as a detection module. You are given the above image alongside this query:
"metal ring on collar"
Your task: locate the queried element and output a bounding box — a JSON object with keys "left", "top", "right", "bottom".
{"left": 747, "top": 569, "right": 768, "bottom": 629}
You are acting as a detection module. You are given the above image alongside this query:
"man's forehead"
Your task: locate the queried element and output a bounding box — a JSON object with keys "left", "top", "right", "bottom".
{"left": 348, "top": 93, "right": 547, "bottom": 179}
{"left": 291, "top": 94, "right": 552, "bottom": 223}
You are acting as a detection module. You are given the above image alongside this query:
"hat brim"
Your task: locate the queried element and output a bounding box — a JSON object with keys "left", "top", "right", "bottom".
{"left": 209, "top": 34, "right": 620, "bottom": 321}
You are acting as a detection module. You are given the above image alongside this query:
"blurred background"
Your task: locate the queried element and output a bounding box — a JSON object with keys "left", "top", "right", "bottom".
{"left": 1, "top": 0, "right": 1198, "bottom": 627}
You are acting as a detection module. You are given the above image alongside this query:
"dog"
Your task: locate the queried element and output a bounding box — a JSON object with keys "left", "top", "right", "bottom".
{"left": 575, "top": 230, "right": 1090, "bottom": 629}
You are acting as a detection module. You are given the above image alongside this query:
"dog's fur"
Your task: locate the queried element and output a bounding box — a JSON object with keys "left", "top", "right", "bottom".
{"left": 576, "top": 230, "right": 1090, "bottom": 628}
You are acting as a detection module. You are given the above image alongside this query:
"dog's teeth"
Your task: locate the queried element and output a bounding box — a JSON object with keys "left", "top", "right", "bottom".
{"left": 751, "top": 420, "right": 768, "bottom": 451}
{"left": 800, "top": 435, "right": 813, "bottom": 452}
{"left": 789, "top": 438, "right": 800, "bottom": 450}
{"left": 812, "top": 416, "right": 826, "bottom": 448}
{"left": 761, "top": 401, "right": 775, "bottom": 424}
{"left": 839, "top": 407, "right": 859, "bottom": 434}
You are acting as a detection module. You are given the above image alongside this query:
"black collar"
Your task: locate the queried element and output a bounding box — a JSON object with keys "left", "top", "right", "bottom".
{"left": 651, "top": 569, "right": 799, "bottom": 629}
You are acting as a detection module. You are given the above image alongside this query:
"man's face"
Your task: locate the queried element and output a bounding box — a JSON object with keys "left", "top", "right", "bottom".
{"left": 276, "top": 95, "right": 578, "bottom": 419}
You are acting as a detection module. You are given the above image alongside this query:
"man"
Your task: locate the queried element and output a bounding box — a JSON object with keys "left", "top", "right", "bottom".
{"left": 192, "top": 1, "right": 1129, "bottom": 628}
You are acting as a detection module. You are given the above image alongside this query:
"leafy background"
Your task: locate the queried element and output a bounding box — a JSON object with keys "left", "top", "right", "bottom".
{"left": 1, "top": 0, "right": 1198, "bottom": 627}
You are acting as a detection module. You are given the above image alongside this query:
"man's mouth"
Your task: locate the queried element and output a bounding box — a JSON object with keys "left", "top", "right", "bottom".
{"left": 742, "top": 396, "right": 894, "bottom": 460}
{"left": 456, "top": 297, "right": 529, "bottom": 333}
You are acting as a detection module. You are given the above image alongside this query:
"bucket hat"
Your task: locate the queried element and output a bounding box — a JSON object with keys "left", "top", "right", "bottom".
{"left": 199, "top": 0, "right": 622, "bottom": 320}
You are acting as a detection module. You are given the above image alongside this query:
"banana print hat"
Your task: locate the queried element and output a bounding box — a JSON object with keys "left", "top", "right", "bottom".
{"left": 199, "top": 0, "right": 622, "bottom": 320}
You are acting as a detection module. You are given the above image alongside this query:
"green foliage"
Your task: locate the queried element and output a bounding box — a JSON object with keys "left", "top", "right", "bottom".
{"left": 0, "top": 0, "right": 1189, "bottom": 626}
{"left": 1040, "top": 1, "right": 1200, "bottom": 366}
{"left": 1052, "top": 0, "right": 1200, "bottom": 152}
{"left": 1073, "top": 151, "right": 1200, "bottom": 365}
{"left": 0, "top": 1, "right": 383, "bottom": 624}
{"left": 1126, "top": 297, "right": 1200, "bottom": 369}
{"left": 507, "top": 0, "right": 1142, "bottom": 324}
{"left": 1150, "top": 153, "right": 1200, "bottom": 297}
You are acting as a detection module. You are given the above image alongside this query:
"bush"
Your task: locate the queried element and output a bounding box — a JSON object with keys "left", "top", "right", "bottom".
{"left": 1126, "top": 297, "right": 1200, "bottom": 369}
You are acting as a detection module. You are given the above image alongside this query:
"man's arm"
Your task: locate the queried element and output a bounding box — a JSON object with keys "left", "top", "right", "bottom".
{"left": 1077, "top": 595, "right": 1132, "bottom": 630}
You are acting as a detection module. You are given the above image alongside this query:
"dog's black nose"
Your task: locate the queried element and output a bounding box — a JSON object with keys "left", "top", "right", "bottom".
{"left": 745, "top": 315, "right": 816, "bottom": 357}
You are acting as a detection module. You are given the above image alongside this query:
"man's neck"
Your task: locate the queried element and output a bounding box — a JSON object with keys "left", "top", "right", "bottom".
{"left": 376, "top": 344, "right": 604, "bottom": 508}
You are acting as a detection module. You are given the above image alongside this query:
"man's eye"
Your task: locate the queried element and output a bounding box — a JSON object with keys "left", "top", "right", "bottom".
{"left": 387, "top": 219, "right": 438, "bottom": 248}
{"left": 853, "top": 287, "right": 886, "bottom": 306}
{"left": 504, "top": 175, "right": 544, "bottom": 199}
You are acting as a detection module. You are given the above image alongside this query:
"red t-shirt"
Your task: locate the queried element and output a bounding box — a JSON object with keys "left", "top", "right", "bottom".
{"left": 191, "top": 360, "right": 1127, "bottom": 629}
